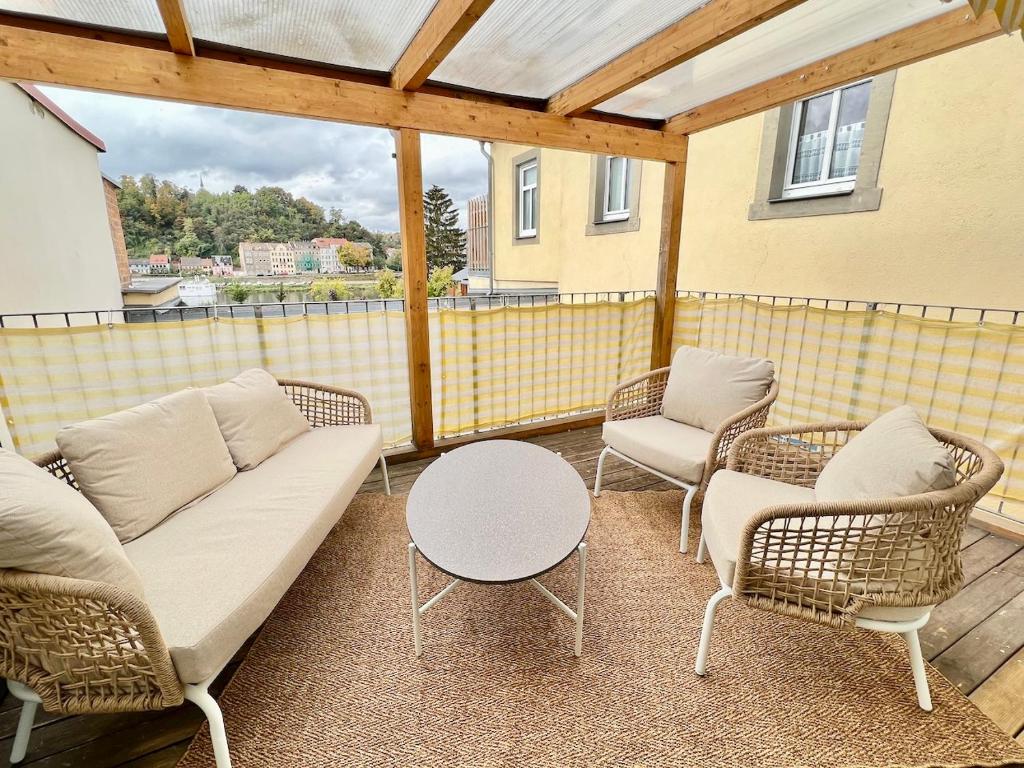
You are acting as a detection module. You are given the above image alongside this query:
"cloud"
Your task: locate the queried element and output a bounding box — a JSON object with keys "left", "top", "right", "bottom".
{"left": 40, "top": 87, "right": 488, "bottom": 231}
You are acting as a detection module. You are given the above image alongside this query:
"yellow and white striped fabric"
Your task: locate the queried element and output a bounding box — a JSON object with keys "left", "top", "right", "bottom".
{"left": 0, "top": 313, "right": 412, "bottom": 457}
{"left": 673, "top": 296, "right": 1024, "bottom": 513}
{"left": 431, "top": 298, "right": 654, "bottom": 437}
{"left": 969, "top": 0, "right": 1024, "bottom": 37}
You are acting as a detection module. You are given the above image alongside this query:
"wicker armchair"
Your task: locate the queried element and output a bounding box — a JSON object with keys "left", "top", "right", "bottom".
{"left": 693, "top": 421, "right": 1004, "bottom": 711}
{"left": 594, "top": 365, "right": 779, "bottom": 553}
{"left": 1, "top": 379, "right": 379, "bottom": 767}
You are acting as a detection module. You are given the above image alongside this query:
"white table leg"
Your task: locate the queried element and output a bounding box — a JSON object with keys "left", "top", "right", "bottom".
{"left": 408, "top": 542, "right": 422, "bottom": 657}
{"left": 575, "top": 542, "right": 587, "bottom": 657}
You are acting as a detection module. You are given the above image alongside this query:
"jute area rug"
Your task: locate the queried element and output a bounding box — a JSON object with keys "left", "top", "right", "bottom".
{"left": 179, "top": 491, "right": 1024, "bottom": 768}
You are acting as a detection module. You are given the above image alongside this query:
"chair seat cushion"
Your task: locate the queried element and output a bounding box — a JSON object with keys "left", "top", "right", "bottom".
{"left": 702, "top": 469, "right": 933, "bottom": 622}
{"left": 602, "top": 415, "right": 713, "bottom": 484}
{"left": 56, "top": 389, "right": 237, "bottom": 543}
{"left": 123, "top": 424, "right": 382, "bottom": 684}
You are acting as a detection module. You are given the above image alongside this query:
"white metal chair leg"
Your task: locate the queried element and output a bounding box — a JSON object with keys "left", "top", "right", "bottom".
{"left": 574, "top": 542, "right": 587, "bottom": 657}
{"left": 183, "top": 683, "right": 232, "bottom": 768}
{"left": 903, "top": 629, "right": 933, "bottom": 712}
{"left": 9, "top": 700, "right": 38, "bottom": 763}
{"left": 695, "top": 533, "right": 707, "bottom": 563}
{"left": 695, "top": 586, "right": 732, "bottom": 676}
{"left": 679, "top": 484, "right": 697, "bottom": 554}
{"left": 379, "top": 453, "right": 392, "bottom": 496}
{"left": 408, "top": 542, "right": 423, "bottom": 656}
{"left": 594, "top": 446, "right": 610, "bottom": 497}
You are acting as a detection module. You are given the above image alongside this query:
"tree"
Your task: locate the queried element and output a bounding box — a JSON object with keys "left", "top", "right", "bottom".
{"left": 426, "top": 266, "right": 456, "bottom": 298}
{"left": 423, "top": 185, "right": 466, "bottom": 272}
{"left": 309, "top": 278, "right": 352, "bottom": 302}
{"left": 337, "top": 241, "right": 372, "bottom": 272}
{"left": 385, "top": 248, "right": 403, "bottom": 271}
{"left": 225, "top": 282, "right": 253, "bottom": 303}
{"left": 274, "top": 284, "right": 288, "bottom": 302}
{"left": 375, "top": 268, "right": 403, "bottom": 299}
{"left": 174, "top": 218, "right": 205, "bottom": 259}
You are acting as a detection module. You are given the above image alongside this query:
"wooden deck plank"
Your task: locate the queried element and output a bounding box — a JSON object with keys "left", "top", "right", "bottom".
{"left": 969, "top": 645, "right": 1024, "bottom": 738}
{"left": 960, "top": 534, "right": 1023, "bottom": 585}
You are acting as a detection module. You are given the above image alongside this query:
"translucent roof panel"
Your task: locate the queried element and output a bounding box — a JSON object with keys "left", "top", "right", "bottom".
{"left": 432, "top": 0, "right": 712, "bottom": 99}
{"left": 0, "top": 0, "right": 164, "bottom": 32}
{"left": 600, "top": 0, "right": 967, "bottom": 120}
{"left": 184, "top": 0, "right": 438, "bottom": 72}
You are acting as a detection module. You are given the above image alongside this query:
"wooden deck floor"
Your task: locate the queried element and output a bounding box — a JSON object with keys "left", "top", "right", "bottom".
{"left": 3, "top": 425, "right": 1022, "bottom": 766}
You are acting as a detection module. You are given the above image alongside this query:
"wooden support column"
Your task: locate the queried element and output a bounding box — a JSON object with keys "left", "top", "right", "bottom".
{"left": 651, "top": 136, "right": 688, "bottom": 370}
{"left": 394, "top": 128, "right": 435, "bottom": 449}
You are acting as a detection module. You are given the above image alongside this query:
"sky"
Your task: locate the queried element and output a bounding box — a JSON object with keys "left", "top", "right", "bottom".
{"left": 41, "top": 86, "right": 488, "bottom": 233}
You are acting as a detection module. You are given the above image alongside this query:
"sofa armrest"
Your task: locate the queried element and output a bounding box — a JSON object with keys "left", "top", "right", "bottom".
{"left": 278, "top": 379, "right": 372, "bottom": 426}
{"left": 726, "top": 420, "right": 867, "bottom": 488}
{"left": 605, "top": 367, "right": 671, "bottom": 422}
{"left": 0, "top": 570, "right": 183, "bottom": 714}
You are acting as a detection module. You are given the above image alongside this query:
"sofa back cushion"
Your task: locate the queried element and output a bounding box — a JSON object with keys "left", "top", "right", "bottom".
{"left": 661, "top": 346, "right": 775, "bottom": 432}
{"left": 56, "top": 389, "right": 236, "bottom": 543}
{"left": 816, "top": 406, "right": 956, "bottom": 502}
{"left": 204, "top": 369, "right": 310, "bottom": 470}
{"left": 0, "top": 449, "right": 145, "bottom": 597}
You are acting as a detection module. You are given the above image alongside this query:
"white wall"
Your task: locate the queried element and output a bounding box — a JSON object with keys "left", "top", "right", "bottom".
{"left": 0, "top": 84, "right": 123, "bottom": 317}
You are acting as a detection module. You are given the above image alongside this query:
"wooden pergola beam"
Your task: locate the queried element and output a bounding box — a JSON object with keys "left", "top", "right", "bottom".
{"left": 0, "top": 22, "right": 686, "bottom": 162}
{"left": 391, "top": 0, "right": 495, "bottom": 91}
{"left": 155, "top": 0, "right": 194, "bottom": 56}
{"left": 547, "top": 0, "right": 807, "bottom": 117}
{"left": 651, "top": 138, "right": 688, "bottom": 370}
{"left": 393, "top": 128, "right": 435, "bottom": 450}
{"left": 666, "top": 8, "right": 1003, "bottom": 134}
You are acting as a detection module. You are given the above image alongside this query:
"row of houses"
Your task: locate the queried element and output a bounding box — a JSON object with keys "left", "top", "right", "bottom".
{"left": 128, "top": 254, "right": 234, "bottom": 276}
{"left": 238, "top": 238, "right": 373, "bottom": 276}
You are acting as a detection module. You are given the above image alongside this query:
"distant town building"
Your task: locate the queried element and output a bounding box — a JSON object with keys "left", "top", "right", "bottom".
{"left": 270, "top": 244, "right": 296, "bottom": 275}
{"left": 148, "top": 254, "right": 171, "bottom": 274}
{"left": 128, "top": 258, "right": 151, "bottom": 275}
{"left": 239, "top": 242, "right": 275, "bottom": 276}
{"left": 211, "top": 255, "right": 234, "bottom": 277}
{"left": 179, "top": 256, "right": 213, "bottom": 274}
{"left": 312, "top": 237, "right": 347, "bottom": 274}
{"left": 291, "top": 242, "right": 321, "bottom": 274}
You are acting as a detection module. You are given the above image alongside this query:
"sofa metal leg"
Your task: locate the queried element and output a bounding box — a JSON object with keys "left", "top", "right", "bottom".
{"left": 7, "top": 680, "right": 40, "bottom": 764}
{"left": 695, "top": 586, "right": 732, "bottom": 676}
{"left": 902, "top": 629, "right": 933, "bottom": 712}
{"left": 594, "top": 446, "right": 610, "bottom": 497}
{"left": 696, "top": 533, "right": 707, "bottom": 564}
{"left": 184, "top": 683, "right": 232, "bottom": 768}
{"left": 379, "top": 453, "right": 392, "bottom": 496}
{"left": 679, "top": 484, "right": 697, "bottom": 554}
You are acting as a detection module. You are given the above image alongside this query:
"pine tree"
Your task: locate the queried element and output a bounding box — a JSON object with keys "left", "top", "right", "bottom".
{"left": 423, "top": 185, "right": 467, "bottom": 272}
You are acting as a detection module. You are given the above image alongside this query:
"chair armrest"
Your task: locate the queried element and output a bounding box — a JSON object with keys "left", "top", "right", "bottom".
{"left": 726, "top": 420, "right": 868, "bottom": 487}
{"left": 0, "top": 570, "right": 183, "bottom": 714}
{"left": 702, "top": 379, "right": 780, "bottom": 491}
{"left": 605, "top": 367, "right": 671, "bottom": 422}
{"left": 278, "top": 379, "right": 372, "bottom": 426}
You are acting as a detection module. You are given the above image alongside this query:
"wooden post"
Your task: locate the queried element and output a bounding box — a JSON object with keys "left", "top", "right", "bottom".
{"left": 393, "top": 128, "right": 435, "bottom": 449}
{"left": 651, "top": 137, "right": 688, "bottom": 370}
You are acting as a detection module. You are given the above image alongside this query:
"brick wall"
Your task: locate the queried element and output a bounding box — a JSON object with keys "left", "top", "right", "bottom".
{"left": 103, "top": 178, "right": 131, "bottom": 289}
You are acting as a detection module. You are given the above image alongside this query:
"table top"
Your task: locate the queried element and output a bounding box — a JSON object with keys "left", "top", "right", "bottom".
{"left": 406, "top": 440, "right": 591, "bottom": 584}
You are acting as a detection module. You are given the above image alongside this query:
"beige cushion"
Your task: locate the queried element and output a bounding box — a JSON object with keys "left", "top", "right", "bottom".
{"left": 702, "top": 469, "right": 932, "bottom": 622}
{"left": 602, "top": 415, "right": 713, "bottom": 484}
{"left": 204, "top": 369, "right": 310, "bottom": 470}
{"left": 815, "top": 406, "right": 956, "bottom": 503}
{"left": 661, "top": 346, "right": 774, "bottom": 432}
{"left": 0, "top": 449, "right": 145, "bottom": 598}
{"left": 124, "top": 424, "right": 382, "bottom": 684}
{"left": 56, "top": 389, "right": 236, "bottom": 543}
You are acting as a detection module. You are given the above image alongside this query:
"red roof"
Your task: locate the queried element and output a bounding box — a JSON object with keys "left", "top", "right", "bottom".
{"left": 312, "top": 238, "right": 349, "bottom": 247}
{"left": 16, "top": 83, "right": 105, "bottom": 152}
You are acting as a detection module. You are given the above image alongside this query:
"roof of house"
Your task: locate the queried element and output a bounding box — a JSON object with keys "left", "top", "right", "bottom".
{"left": 16, "top": 83, "right": 105, "bottom": 152}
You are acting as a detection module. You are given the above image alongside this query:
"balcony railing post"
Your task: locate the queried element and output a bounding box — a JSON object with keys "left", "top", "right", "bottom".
{"left": 393, "top": 128, "right": 435, "bottom": 449}
{"left": 652, "top": 137, "right": 688, "bottom": 369}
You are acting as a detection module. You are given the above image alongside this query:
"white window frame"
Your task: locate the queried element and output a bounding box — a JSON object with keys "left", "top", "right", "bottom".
{"left": 517, "top": 159, "right": 538, "bottom": 238}
{"left": 601, "top": 156, "right": 630, "bottom": 222}
{"left": 782, "top": 79, "right": 871, "bottom": 199}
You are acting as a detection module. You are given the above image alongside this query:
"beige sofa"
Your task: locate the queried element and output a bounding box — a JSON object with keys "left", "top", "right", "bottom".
{"left": 0, "top": 374, "right": 389, "bottom": 768}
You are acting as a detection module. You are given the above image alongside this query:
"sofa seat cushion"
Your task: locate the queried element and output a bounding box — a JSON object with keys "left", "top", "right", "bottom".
{"left": 0, "top": 449, "right": 145, "bottom": 598}
{"left": 702, "top": 470, "right": 932, "bottom": 622}
{"left": 661, "top": 346, "right": 774, "bottom": 432}
{"left": 124, "top": 424, "right": 382, "bottom": 684}
{"left": 204, "top": 369, "right": 311, "bottom": 470}
{"left": 56, "top": 389, "right": 237, "bottom": 543}
{"left": 602, "top": 415, "right": 713, "bottom": 484}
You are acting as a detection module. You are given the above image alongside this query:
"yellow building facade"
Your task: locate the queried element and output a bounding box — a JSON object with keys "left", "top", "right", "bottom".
{"left": 489, "top": 33, "right": 1023, "bottom": 309}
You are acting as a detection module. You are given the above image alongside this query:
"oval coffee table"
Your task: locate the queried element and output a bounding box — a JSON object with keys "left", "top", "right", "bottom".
{"left": 406, "top": 440, "right": 591, "bottom": 656}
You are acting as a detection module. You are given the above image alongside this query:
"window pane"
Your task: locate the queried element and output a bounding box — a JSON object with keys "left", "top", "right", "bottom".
{"left": 529, "top": 189, "right": 537, "bottom": 229}
{"left": 607, "top": 157, "right": 627, "bottom": 212}
{"left": 522, "top": 164, "right": 537, "bottom": 187}
{"left": 829, "top": 81, "right": 871, "bottom": 179}
{"left": 791, "top": 92, "right": 833, "bottom": 184}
